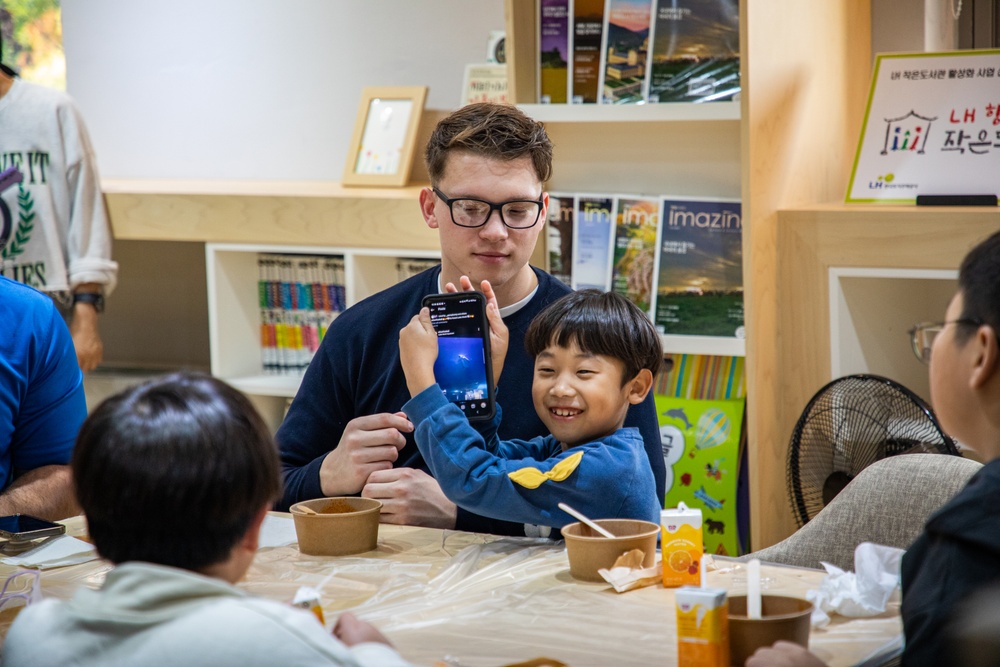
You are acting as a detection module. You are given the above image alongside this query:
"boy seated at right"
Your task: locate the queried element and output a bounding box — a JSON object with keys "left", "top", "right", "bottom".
{"left": 2, "top": 372, "right": 413, "bottom": 667}
{"left": 746, "top": 229, "right": 1000, "bottom": 666}
{"left": 399, "top": 284, "right": 662, "bottom": 534}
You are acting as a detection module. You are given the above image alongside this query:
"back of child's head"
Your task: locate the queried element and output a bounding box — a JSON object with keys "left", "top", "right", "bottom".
{"left": 73, "top": 372, "right": 281, "bottom": 570}
{"left": 525, "top": 289, "right": 662, "bottom": 383}
{"left": 957, "top": 229, "right": 1000, "bottom": 344}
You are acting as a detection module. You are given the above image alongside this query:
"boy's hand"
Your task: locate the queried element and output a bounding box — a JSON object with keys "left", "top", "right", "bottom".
{"left": 745, "top": 641, "right": 829, "bottom": 667}
{"left": 332, "top": 611, "right": 394, "bottom": 648}
{"left": 445, "top": 276, "right": 509, "bottom": 385}
{"left": 399, "top": 307, "right": 439, "bottom": 397}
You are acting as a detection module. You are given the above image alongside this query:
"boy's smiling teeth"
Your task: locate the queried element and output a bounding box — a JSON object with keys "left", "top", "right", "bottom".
{"left": 551, "top": 407, "right": 581, "bottom": 417}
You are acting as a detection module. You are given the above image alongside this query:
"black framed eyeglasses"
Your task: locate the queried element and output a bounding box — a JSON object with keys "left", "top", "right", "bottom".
{"left": 908, "top": 319, "right": 982, "bottom": 364}
{"left": 432, "top": 186, "right": 543, "bottom": 229}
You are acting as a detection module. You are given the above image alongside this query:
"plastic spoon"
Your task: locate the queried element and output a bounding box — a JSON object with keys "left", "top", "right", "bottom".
{"left": 747, "top": 558, "right": 762, "bottom": 619}
{"left": 558, "top": 502, "right": 616, "bottom": 539}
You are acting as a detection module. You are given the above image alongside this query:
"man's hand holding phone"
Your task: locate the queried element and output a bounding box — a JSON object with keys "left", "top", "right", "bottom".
{"left": 318, "top": 412, "right": 412, "bottom": 496}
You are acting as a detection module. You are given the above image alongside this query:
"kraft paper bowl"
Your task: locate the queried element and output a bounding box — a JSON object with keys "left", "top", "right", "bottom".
{"left": 290, "top": 497, "right": 382, "bottom": 556}
{"left": 562, "top": 519, "right": 660, "bottom": 582}
{"left": 728, "top": 594, "right": 813, "bottom": 666}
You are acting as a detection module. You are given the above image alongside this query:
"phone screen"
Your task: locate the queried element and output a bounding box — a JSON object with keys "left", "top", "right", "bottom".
{"left": 422, "top": 292, "right": 495, "bottom": 421}
{"left": 0, "top": 514, "right": 65, "bottom": 539}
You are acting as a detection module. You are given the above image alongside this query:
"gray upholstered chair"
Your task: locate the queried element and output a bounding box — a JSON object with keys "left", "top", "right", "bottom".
{"left": 740, "top": 453, "right": 983, "bottom": 571}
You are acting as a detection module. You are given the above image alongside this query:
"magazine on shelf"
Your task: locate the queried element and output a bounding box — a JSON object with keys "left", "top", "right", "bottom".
{"left": 653, "top": 197, "right": 743, "bottom": 338}
{"left": 570, "top": 0, "right": 606, "bottom": 103}
{"left": 610, "top": 195, "right": 660, "bottom": 316}
{"left": 598, "top": 0, "right": 654, "bottom": 104}
{"left": 539, "top": 0, "right": 571, "bottom": 103}
{"left": 572, "top": 194, "right": 616, "bottom": 290}
{"left": 646, "top": 0, "right": 740, "bottom": 103}
{"left": 546, "top": 193, "right": 576, "bottom": 286}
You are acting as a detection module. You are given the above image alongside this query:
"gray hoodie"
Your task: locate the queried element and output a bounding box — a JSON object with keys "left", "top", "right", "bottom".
{"left": 1, "top": 561, "right": 412, "bottom": 667}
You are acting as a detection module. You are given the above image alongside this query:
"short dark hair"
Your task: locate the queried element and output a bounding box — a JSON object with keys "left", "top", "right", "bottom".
{"left": 73, "top": 372, "right": 281, "bottom": 570}
{"left": 524, "top": 289, "right": 662, "bottom": 384}
{"left": 956, "top": 229, "right": 1000, "bottom": 345}
{"left": 425, "top": 103, "right": 553, "bottom": 185}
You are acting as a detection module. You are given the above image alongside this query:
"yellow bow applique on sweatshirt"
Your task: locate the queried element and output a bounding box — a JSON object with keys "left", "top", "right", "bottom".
{"left": 507, "top": 450, "right": 585, "bottom": 489}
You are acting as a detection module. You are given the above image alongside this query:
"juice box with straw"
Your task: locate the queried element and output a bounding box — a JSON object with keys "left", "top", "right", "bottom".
{"left": 675, "top": 585, "right": 729, "bottom": 667}
{"left": 661, "top": 502, "right": 703, "bottom": 587}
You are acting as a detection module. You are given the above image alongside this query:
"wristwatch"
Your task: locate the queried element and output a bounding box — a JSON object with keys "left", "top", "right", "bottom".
{"left": 72, "top": 292, "right": 105, "bottom": 313}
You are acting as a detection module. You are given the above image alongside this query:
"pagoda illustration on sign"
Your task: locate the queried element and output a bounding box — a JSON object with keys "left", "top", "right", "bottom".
{"left": 880, "top": 110, "right": 937, "bottom": 155}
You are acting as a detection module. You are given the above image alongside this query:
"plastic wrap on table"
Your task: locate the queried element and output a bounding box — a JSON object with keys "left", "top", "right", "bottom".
{"left": 0, "top": 516, "right": 901, "bottom": 667}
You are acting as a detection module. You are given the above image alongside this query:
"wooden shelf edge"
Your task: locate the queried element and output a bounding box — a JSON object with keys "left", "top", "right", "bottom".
{"left": 779, "top": 202, "right": 1000, "bottom": 216}
{"left": 518, "top": 101, "right": 740, "bottom": 123}
{"left": 105, "top": 182, "right": 440, "bottom": 248}
{"left": 228, "top": 375, "right": 302, "bottom": 398}
{"left": 661, "top": 334, "right": 746, "bottom": 357}
{"left": 102, "top": 178, "right": 428, "bottom": 200}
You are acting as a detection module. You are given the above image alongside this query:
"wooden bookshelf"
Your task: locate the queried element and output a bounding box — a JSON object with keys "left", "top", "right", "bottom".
{"left": 505, "top": 0, "right": 879, "bottom": 549}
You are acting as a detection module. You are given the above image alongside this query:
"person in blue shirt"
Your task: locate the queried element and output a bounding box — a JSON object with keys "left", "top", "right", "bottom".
{"left": 0, "top": 275, "right": 86, "bottom": 519}
{"left": 399, "top": 284, "right": 662, "bottom": 533}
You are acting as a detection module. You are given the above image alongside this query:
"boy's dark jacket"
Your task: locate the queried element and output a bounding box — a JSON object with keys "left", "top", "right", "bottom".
{"left": 901, "top": 458, "right": 1000, "bottom": 666}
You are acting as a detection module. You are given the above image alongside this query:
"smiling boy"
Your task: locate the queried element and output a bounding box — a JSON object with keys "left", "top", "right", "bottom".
{"left": 398, "top": 286, "right": 662, "bottom": 532}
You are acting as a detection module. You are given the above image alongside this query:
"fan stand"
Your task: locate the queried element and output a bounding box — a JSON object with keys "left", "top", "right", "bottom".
{"left": 822, "top": 471, "right": 853, "bottom": 506}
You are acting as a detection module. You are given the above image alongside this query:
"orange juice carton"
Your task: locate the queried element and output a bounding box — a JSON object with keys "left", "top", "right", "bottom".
{"left": 291, "top": 586, "right": 325, "bottom": 625}
{"left": 675, "top": 585, "right": 729, "bottom": 667}
{"left": 661, "top": 502, "right": 703, "bottom": 587}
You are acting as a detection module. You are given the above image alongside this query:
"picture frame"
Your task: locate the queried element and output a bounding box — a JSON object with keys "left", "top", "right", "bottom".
{"left": 342, "top": 86, "right": 428, "bottom": 187}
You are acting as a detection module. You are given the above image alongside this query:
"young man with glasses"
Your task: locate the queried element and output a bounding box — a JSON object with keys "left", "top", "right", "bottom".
{"left": 276, "top": 103, "right": 665, "bottom": 535}
{"left": 748, "top": 229, "right": 1000, "bottom": 667}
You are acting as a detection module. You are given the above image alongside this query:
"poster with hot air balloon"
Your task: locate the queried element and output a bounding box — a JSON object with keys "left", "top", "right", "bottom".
{"left": 656, "top": 395, "right": 744, "bottom": 557}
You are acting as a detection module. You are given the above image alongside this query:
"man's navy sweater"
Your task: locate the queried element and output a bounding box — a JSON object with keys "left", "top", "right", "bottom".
{"left": 276, "top": 266, "right": 665, "bottom": 535}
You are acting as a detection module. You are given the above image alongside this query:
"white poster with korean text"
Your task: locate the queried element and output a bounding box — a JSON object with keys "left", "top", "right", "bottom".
{"left": 846, "top": 50, "right": 1000, "bottom": 203}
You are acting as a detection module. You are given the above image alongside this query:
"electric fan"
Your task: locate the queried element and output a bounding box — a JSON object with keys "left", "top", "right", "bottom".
{"left": 786, "top": 373, "right": 959, "bottom": 527}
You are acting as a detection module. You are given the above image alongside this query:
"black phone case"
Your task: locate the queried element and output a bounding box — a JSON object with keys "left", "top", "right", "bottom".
{"left": 0, "top": 513, "right": 66, "bottom": 541}
{"left": 421, "top": 292, "right": 496, "bottom": 421}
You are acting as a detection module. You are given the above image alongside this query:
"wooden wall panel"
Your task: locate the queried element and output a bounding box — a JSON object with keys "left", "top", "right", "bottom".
{"left": 743, "top": 1, "right": 872, "bottom": 548}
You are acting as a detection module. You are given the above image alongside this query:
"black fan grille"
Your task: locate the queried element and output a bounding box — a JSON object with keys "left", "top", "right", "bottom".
{"left": 787, "top": 374, "right": 959, "bottom": 527}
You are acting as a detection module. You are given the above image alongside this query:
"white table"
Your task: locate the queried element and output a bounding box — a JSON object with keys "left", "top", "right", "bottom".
{"left": 0, "top": 516, "right": 902, "bottom": 666}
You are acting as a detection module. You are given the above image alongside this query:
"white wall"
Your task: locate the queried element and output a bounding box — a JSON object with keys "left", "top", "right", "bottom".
{"left": 871, "top": 0, "right": 925, "bottom": 57}
{"left": 61, "top": 0, "right": 505, "bottom": 180}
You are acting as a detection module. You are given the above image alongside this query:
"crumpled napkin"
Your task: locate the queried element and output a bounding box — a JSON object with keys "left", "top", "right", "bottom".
{"left": 807, "top": 541, "right": 904, "bottom": 627}
{"left": 0, "top": 535, "right": 97, "bottom": 569}
{"left": 259, "top": 514, "right": 298, "bottom": 548}
{"left": 598, "top": 548, "right": 662, "bottom": 592}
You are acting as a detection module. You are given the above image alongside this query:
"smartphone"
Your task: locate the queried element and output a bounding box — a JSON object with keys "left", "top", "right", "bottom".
{"left": 0, "top": 514, "right": 66, "bottom": 542}
{"left": 421, "top": 291, "right": 496, "bottom": 421}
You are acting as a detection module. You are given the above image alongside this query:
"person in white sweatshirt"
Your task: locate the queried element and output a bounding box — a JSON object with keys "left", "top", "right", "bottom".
{"left": 0, "top": 53, "right": 117, "bottom": 372}
{"left": 1, "top": 372, "right": 414, "bottom": 667}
